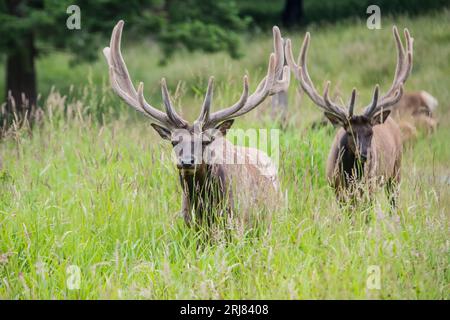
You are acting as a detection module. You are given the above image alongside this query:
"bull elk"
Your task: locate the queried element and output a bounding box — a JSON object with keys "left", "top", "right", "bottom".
{"left": 104, "top": 21, "right": 289, "bottom": 227}
{"left": 286, "top": 26, "right": 413, "bottom": 207}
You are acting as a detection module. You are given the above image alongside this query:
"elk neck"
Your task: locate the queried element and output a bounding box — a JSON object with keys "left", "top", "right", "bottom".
{"left": 339, "top": 133, "right": 366, "bottom": 182}
{"left": 178, "top": 164, "right": 230, "bottom": 216}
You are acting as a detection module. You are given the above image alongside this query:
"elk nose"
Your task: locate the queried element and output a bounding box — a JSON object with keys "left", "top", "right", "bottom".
{"left": 179, "top": 157, "right": 196, "bottom": 168}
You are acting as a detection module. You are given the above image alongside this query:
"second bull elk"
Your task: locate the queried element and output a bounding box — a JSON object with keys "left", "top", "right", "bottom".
{"left": 286, "top": 26, "right": 413, "bottom": 207}
{"left": 104, "top": 21, "right": 289, "bottom": 227}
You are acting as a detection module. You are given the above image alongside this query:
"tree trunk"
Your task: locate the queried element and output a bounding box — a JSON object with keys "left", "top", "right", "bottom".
{"left": 282, "top": 0, "right": 304, "bottom": 27}
{"left": 3, "top": 0, "right": 37, "bottom": 124}
{"left": 5, "top": 34, "right": 37, "bottom": 113}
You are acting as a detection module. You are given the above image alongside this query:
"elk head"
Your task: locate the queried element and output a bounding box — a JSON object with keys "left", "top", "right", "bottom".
{"left": 286, "top": 26, "right": 413, "bottom": 162}
{"left": 104, "top": 21, "right": 289, "bottom": 175}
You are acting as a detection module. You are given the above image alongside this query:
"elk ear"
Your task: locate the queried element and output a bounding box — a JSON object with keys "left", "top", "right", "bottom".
{"left": 150, "top": 123, "right": 171, "bottom": 140}
{"left": 371, "top": 109, "right": 391, "bottom": 125}
{"left": 215, "top": 119, "right": 234, "bottom": 136}
{"left": 324, "top": 112, "right": 344, "bottom": 128}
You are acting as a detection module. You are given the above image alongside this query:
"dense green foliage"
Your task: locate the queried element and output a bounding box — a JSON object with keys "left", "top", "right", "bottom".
{"left": 0, "top": 0, "right": 246, "bottom": 61}
{"left": 0, "top": 11, "right": 449, "bottom": 299}
{"left": 0, "top": 0, "right": 248, "bottom": 116}
{"left": 158, "top": 0, "right": 247, "bottom": 61}
{"left": 1, "top": 1, "right": 449, "bottom": 107}
{"left": 3, "top": 0, "right": 448, "bottom": 62}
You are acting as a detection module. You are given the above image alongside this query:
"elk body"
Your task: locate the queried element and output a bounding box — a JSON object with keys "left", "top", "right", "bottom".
{"left": 390, "top": 91, "right": 438, "bottom": 142}
{"left": 104, "top": 21, "right": 289, "bottom": 227}
{"left": 286, "top": 27, "right": 413, "bottom": 207}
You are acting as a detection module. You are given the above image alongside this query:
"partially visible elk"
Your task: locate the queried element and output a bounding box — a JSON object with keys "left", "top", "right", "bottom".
{"left": 104, "top": 21, "right": 289, "bottom": 228}
{"left": 390, "top": 91, "right": 438, "bottom": 142}
{"left": 286, "top": 26, "right": 413, "bottom": 207}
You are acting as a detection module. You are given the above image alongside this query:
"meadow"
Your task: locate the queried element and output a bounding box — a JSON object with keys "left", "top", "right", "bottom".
{"left": 0, "top": 11, "right": 449, "bottom": 299}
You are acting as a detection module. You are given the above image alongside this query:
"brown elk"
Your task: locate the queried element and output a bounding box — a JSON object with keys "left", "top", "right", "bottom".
{"left": 390, "top": 91, "right": 438, "bottom": 142}
{"left": 286, "top": 26, "right": 413, "bottom": 207}
{"left": 104, "top": 21, "right": 289, "bottom": 227}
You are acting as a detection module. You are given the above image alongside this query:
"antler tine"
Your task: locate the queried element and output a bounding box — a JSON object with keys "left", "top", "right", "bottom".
{"left": 382, "top": 26, "right": 411, "bottom": 98}
{"left": 161, "top": 78, "right": 188, "bottom": 128}
{"left": 364, "top": 26, "right": 413, "bottom": 116}
{"left": 322, "top": 80, "right": 346, "bottom": 118}
{"left": 196, "top": 76, "right": 215, "bottom": 126}
{"left": 228, "top": 26, "right": 290, "bottom": 117}
{"left": 348, "top": 88, "right": 357, "bottom": 117}
{"left": 285, "top": 39, "right": 298, "bottom": 79}
{"left": 364, "top": 85, "right": 380, "bottom": 117}
{"left": 322, "top": 81, "right": 333, "bottom": 108}
{"left": 387, "top": 26, "right": 405, "bottom": 97}
{"left": 297, "top": 33, "right": 329, "bottom": 107}
{"left": 405, "top": 28, "right": 414, "bottom": 68}
{"left": 137, "top": 82, "right": 158, "bottom": 117}
{"left": 230, "top": 56, "right": 289, "bottom": 118}
{"left": 202, "top": 76, "right": 249, "bottom": 127}
{"left": 107, "top": 21, "right": 136, "bottom": 97}
{"left": 104, "top": 20, "right": 183, "bottom": 128}
{"left": 286, "top": 34, "right": 347, "bottom": 121}
{"left": 203, "top": 26, "right": 289, "bottom": 126}
{"left": 273, "top": 27, "right": 285, "bottom": 81}
{"left": 379, "top": 83, "right": 404, "bottom": 108}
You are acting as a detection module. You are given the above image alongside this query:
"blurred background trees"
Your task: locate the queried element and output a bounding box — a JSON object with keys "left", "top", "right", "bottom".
{"left": 0, "top": 0, "right": 246, "bottom": 124}
{"left": 0, "top": 0, "right": 448, "bottom": 125}
{"left": 238, "top": 0, "right": 447, "bottom": 28}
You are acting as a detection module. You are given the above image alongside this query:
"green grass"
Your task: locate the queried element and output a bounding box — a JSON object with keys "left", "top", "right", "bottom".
{"left": 0, "top": 11, "right": 449, "bottom": 299}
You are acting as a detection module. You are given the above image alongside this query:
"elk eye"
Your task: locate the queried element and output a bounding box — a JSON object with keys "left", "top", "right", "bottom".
{"left": 171, "top": 137, "right": 181, "bottom": 146}
{"left": 202, "top": 134, "right": 214, "bottom": 145}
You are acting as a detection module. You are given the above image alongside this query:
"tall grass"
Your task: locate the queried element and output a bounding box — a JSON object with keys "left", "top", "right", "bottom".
{"left": 0, "top": 12, "right": 449, "bottom": 299}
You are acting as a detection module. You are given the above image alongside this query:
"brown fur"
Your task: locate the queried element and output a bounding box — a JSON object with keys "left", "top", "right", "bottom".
{"left": 179, "top": 137, "right": 280, "bottom": 228}
{"left": 326, "top": 117, "right": 402, "bottom": 205}
{"left": 390, "top": 91, "right": 438, "bottom": 142}
{"left": 286, "top": 26, "right": 412, "bottom": 208}
{"left": 105, "top": 21, "right": 289, "bottom": 230}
